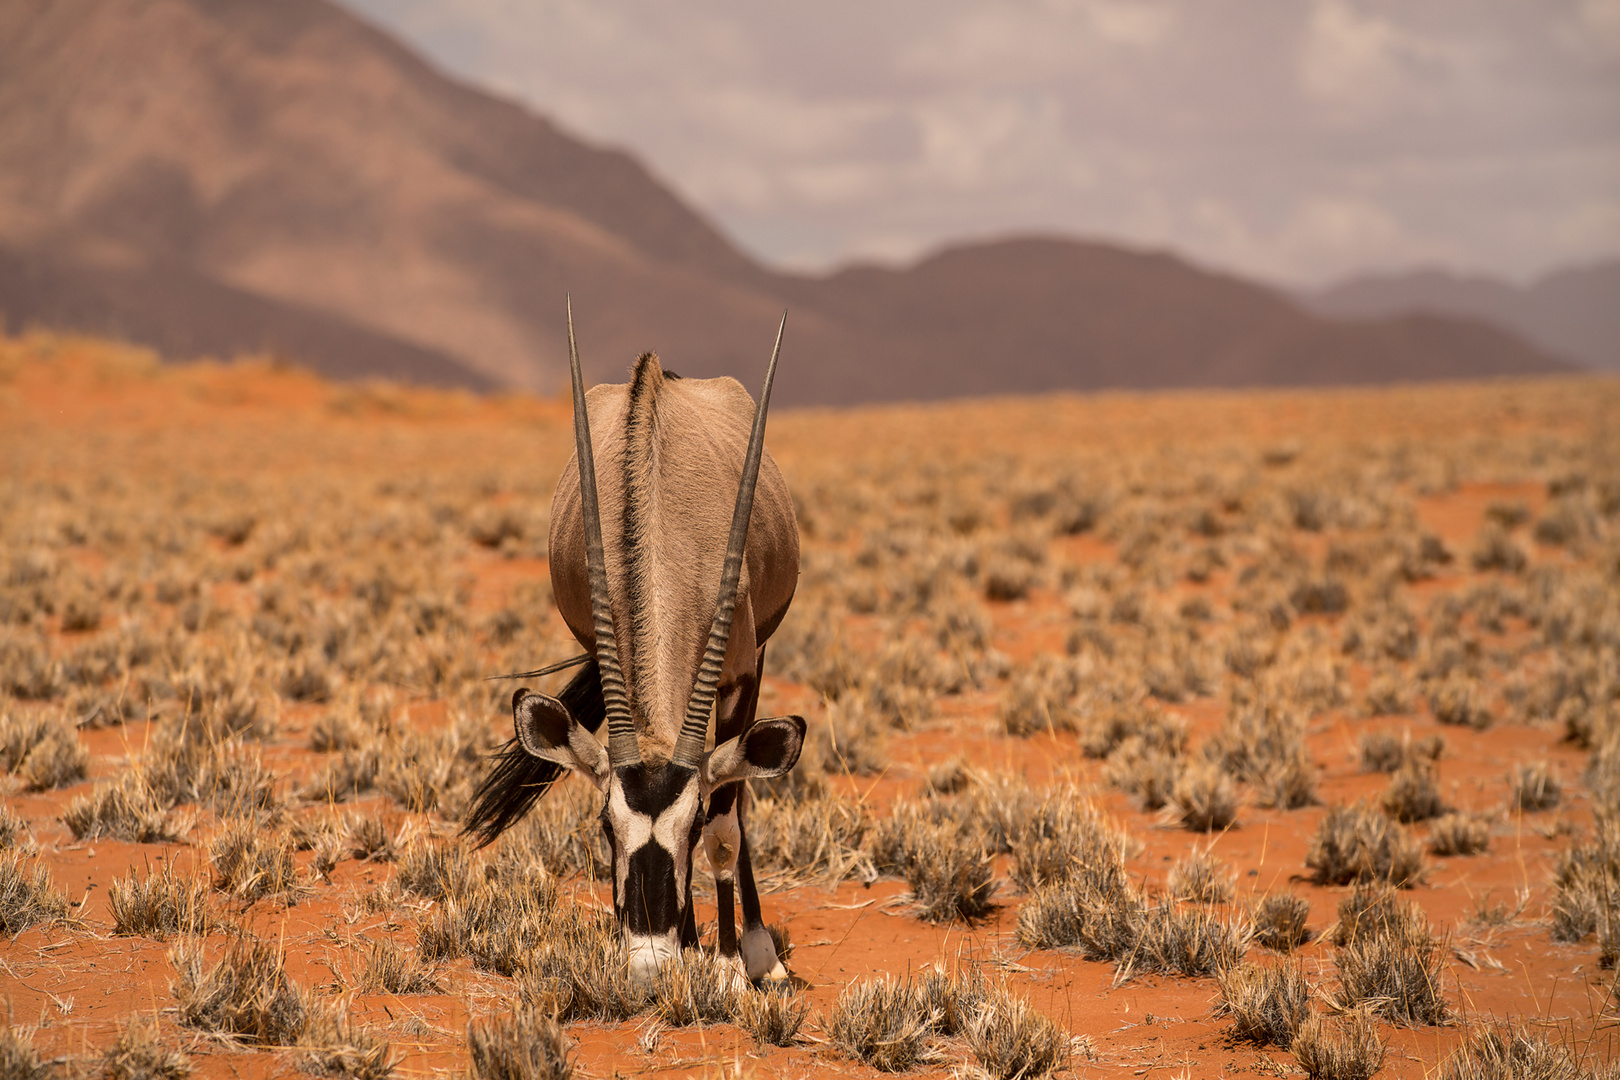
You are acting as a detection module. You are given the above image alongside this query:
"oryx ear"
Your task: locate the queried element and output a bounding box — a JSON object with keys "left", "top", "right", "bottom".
{"left": 702, "top": 716, "right": 806, "bottom": 789}
{"left": 513, "top": 688, "right": 609, "bottom": 786}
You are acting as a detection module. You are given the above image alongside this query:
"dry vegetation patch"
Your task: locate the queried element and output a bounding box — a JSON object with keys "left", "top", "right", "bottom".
{"left": 3, "top": 338, "right": 1619, "bottom": 1077}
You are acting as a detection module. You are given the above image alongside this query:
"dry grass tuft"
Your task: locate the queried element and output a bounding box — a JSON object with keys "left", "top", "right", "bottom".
{"left": 0, "top": 807, "right": 27, "bottom": 849}
{"left": 100, "top": 1018, "right": 192, "bottom": 1080}
{"left": 1252, "top": 893, "right": 1313, "bottom": 952}
{"left": 467, "top": 1006, "right": 576, "bottom": 1080}
{"left": 0, "top": 1025, "right": 51, "bottom": 1080}
{"left": 1306, "top": 803, "right": 1425, "bottom": 887}
{"left": 63, "top": 772, "right": 190, "bottom": 844}
{"left": 171, "top": 935, "right": 309, "bottom": 1044}
{"left": 735, "top": 985, "right": 809, "bottom": 1047}
{"left": 1510, "top": 762, "right": 1562, "bottom": 812}
{"left": 1217, "top": 959, "right": 1311, "bottom": 1046}
{"left": 1332, "top": 898, "right": 1450, "bottom": 1025}
{"left": 209, "top": 817, "right": 306, "bottom": 902}
{"left": 357, "top": 939, "right": 442, "bottom": 995}
{"left": 650, "top": 950, "right": 741, "bottom": 1026}
{"left": 1290, "top": 1011, "right": 1387, "bottom": 1080}
{"left": 966, "top": 991, "right": 1070, "bottom": 1080}
{"left": 1548, "top": 812, "right": 1620, "bottom": 953}
{"left": 1168, "top": 847, "right": 1235, "bottom": 904}
{"left": 0, "top": 850, "right": 70, "bottom": 933}
{"left": 1434, "top": 1020, "right": 1582, "bottom": 1080}
{"left": 1172, "top": 761, "right": 1239, "bottom": 832}
{"left": 828, "top": 976, "right": 943, "bottom": 1073}
{"left": 0, "top": 710, "right": 88, "bottom": 791}
{"left": 873, "top": 805, "right": 996, "bottom": 921}
{"left": 1428, "top": 813, "right": 1492, "bottom": 857}
{"left": 1382, "top": 762, "right": 1447, "bottom": 823}
{"left": 109, "top": 860, "right": 211, "bottom": 938}
{"left": 298, "top": 1008, "right": 397, "bottom": 1080}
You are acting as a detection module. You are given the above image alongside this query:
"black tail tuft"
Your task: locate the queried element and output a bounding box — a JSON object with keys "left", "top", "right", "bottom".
{"left": 462, "top": 658, "right": 605, "bottom": 847}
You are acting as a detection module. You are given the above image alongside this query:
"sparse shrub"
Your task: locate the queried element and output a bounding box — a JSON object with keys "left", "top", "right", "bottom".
{"left": 1003, "top": 789, "right": 1129, "bottom": 893}
{"left": 872, "top": 803, "right": 996, "bottom": 921}
{"left": 651, "top": 949, "right": 741, "bottom": 1026}
{"left": 100, "top": 1018, "right": 192, "bottom": 1080}
{"left": 0, "top": 807, "right": 26, "bottom": 849}
{"left": 1205, "top": 702, "right": 1316, "bottom": 808}
{"left": 1382, "top": 762, "right": 1447, "bottom": 823}
{"left": 829, "top": 976, "right": 941, "bottom": 1073}
{"left": 1332, "top": 901, "right": 1450, "bottom": 1024}
{"left": 1430, "top": 675, "right": 1495, "bottom": 730}
{"left": 1291, "top": 1011, "right": 1387, "bottom": 1080}
{"left": 1360, "top": 668, "right": 1415, "bottom": 716}
{"left": 394, "top": 838, "right": 478, "bottom": 902}
{"left": 735, "top": 985, "right": 809, "bottom": 1047}
{"left": 1472, "top": 523, "right": 1527, "bottom": 573}
{"left": 1172, "top": 761, "right": 1239, "bottom": 832}
{"left": 1428, "top": 813, "right": 1491, "bottom": 856}
{"left": 1434, "top": 1020, "right": 1581, "bottom": 1080}
{"left": 1104, "top": 736, "right": 1182, "bottom": 810}
{"left": 1169, "top": 847, "right": 1234, "bottom": 904}
{"left": 1130, "top": 899, "right": 1249, "bottom": 977}
{"left": 63, "top": 772, "right": 188, "bottom": 843}
{"left": 0, "top": 850, "right": 70, "bottom": 933}
{"left": 1218, "top": 959, "right": 1310, "bottom": 1046}
{"left": 358, "top": 939, "right": 442, "bottom": 995}
{"left": 913, "top": 964, "right": 988, "bottom": 1037}
{"left": 0, "top": 1026, "right": 50, "bottom": 1080}
{"left": 1306, "top": 803, "right": 1425, "bottom": 887}
{"left": 966, "top": 992, "right": 1070, "bottom": 1080}
{"left": 109, "top": 860, "right": 211, "bottom": 938}
{"left": 1548, "top": 813, "right": 1619, "bottom": 948}
{"left": 298, "top": 1008, "right": 397, "bottom": 1080}
{"left": 1510, "top": 761, "right": 1561, "bottom": 811}
{"left": 1000, "top": 662, "right": 1078, "bottom": 737}
{"left": 1252, "top": 893, "right": 1312, "bottom": 951}
{"left": 923, "top": 758, "right": 972, "bottom": 795}
{"left": 748, "top": 788, "right": 872, "bottom": 883}
{"left": 210, "top": 817, "right": 306, "bottom": 902}
{"left": 1359, "top": 731, "right": 1403, "bottom": 772}
{"left": 344, "top": 812, "right": 399, "bottom": 862}
{"left": 172, "top": 935, "right": 309, "bottom": 1044}
{"left": 1329, "top": 882, "right": 1403, "bottom": 946}
{"left": 467, "top": 1006, "right": 576, "bottom": 1080}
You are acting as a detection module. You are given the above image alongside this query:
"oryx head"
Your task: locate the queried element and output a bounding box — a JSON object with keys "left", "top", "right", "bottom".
{"left": 513, "top": 302, "right": 804, "bottom": 986}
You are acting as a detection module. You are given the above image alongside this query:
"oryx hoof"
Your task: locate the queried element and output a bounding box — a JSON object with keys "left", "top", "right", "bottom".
{"left": 741, "top": 928, "right": 787, "bottom": 984}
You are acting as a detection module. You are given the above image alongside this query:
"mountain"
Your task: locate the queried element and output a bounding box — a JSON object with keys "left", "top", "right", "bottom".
{"left": 0, "top": 0, "right": 1574, "bottom": 403}
{"left": 1307, "top": 262, "right": 1620, "bottom": 372}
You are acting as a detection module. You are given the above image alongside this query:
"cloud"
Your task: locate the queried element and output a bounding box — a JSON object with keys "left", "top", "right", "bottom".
{"left": 342, "top": 0, "right": 1620, "bottom": 284}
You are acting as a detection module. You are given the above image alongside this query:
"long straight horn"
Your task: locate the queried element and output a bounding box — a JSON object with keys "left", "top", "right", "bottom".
{"left": 672, "top": 312, "right": 786, "bottom": 769}
{"left": 567, "top": 298, "right": 639, "bottom": 767}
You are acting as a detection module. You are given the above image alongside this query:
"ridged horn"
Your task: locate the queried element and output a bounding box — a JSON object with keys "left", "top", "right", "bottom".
{"left": 567, "top": 298, "right": 639, "bottom": 767}
{"left": 671, "top": 312, "right": 786, "bottom": 769}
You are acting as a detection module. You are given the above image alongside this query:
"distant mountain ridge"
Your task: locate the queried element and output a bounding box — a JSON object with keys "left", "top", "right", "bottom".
{"left": 1306, "top": 262, "right": 1620, "bottom": 372}
{"left": 0, "top": 0, "right": 1574, "bottom": 403}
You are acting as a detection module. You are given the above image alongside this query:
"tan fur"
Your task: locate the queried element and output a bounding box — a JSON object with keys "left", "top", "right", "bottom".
{"left": 548, "top": 354, "right": 799, "bottom": 762}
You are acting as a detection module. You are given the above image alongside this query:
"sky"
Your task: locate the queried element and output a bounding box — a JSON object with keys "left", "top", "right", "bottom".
{"left": 340, "top": 0, "right": 1620, "bottom": 287}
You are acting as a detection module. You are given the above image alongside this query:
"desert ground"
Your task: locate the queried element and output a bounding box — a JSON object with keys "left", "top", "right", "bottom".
{"left": 1, "top": 332, "right": 1618, "bottom": 1079}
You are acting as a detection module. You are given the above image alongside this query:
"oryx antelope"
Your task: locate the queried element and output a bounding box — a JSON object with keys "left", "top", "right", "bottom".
{"left": 464, "top": 304, "right": 804, "bottom": 988}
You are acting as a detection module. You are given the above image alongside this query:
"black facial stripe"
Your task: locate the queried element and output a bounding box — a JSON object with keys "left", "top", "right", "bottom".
{"left": 617, "top": 762, "right": 697, "bottom": 815}
{"left": 623, "top": 841, "right": 681, "bottom": 935}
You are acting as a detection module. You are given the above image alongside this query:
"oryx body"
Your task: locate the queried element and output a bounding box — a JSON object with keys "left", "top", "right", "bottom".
{"left": 465, "top": 312, "right": 804, "bottom": 988}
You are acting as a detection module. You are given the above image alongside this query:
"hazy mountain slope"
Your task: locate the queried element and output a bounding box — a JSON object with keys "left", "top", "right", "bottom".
{"left": 1308, "top": 262, "right": 1619, "bottom": 371}
{"left": 0, "top": 0, "right": 811, "bottom": 390}
{"left": 784, "top": 239, "right": 1571, "bottom": 397}
{"left": 0, "top": 243, "right": 491, "bottom": 387}
{"left": 0, "top": 0, "right": 1575, "bottom": 403}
